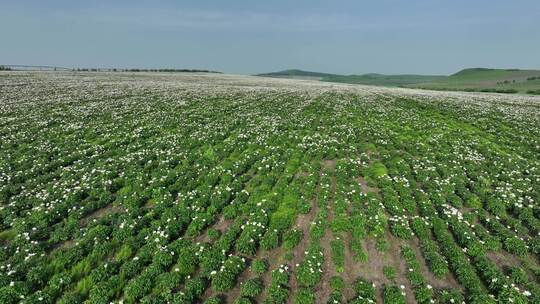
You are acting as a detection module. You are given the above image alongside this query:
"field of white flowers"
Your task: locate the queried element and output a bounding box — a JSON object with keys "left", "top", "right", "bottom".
{"left": 1, "top": 71, "right": 539, "bottom": 304}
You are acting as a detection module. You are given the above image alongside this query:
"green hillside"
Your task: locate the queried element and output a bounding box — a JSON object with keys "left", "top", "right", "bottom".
{"left": 257, "top": 68, "right": 540, "bottom": 94}
{"left": 409, "top": 68, "right": 540, "bottom": 94}
{"left": 257, "top": 70, "right": 445, "bottom": 87}
{"left": 322, "top": 73, "right": 446, "bottom": 87}
{"left": 256, "top": 69, "right": 338, "bottom": 79}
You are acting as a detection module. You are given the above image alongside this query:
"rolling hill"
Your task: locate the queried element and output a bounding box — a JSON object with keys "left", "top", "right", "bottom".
{"left": 256, "top": 69, "right": 444, "bottom": 87}
{"left": 322, "top": 73, "right": 446, "bottom": 87}
{"left": 256, "top": 69, "right": 338, "bottom": 80}
{"left": 257, "top": 68, "right": 540, "bottom": 94}
{"left": 407, "top": 68, "right": 540, "bottom": 94}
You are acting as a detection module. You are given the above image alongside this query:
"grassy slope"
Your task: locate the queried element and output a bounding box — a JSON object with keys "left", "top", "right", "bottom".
{"left": 257, "top": 68, "right": 540, "bottom": 94}
{"left": 409, "top": 68, "right": 540, "bottom": 93}
{"left": 256, "top": 69, "right": 338, "bottom": 80}
{"left": 257, "top": 70, "right": 445, "bottom": 87}
{"left": 322, "top": 73, "right": 446, "bottom": 87}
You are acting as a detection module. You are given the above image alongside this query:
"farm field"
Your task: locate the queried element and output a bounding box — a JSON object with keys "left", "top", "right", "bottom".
{"left": 256, "top": 69, "right": 447, "bottom": 87}
{"left": 407, "top": 68, "right": 540, "bottom": 94}
{"left": 1, "top": 71, "right": 540, "bottom": 304}
{"left": 258, "top": 68, "right": 540, "bottom": 94}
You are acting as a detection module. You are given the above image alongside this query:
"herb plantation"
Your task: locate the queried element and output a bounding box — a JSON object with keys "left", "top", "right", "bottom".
{"left": 1, "top": 71, "right": 539, "bottom": 304}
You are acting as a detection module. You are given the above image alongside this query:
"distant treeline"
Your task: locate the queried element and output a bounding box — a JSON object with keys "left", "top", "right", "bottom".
{"left": 73, "top": 68, "right": 222, "bottom": 73}
{"left": 527, "top": 76, "right": 540, "bottom": 81}
{"left": 0, "top": 65, "right": 12, "bottom": 71}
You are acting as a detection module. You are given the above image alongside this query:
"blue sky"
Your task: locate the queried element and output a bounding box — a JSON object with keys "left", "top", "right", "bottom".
{"left": 1, "top": 0, "right": 539, "bottom": 75}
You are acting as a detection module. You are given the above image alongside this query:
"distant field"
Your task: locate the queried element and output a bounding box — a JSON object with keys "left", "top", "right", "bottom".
{"left": 257, "top": 70, "right": 446, "bottom": 87}
{"left": 258, "top": 68, "right": 540, "bottom": 94}
{"left": 256, "top": 69, "right": 337, "bottom": 81}
{"left": 1, "top": 72, "right": 540, "bottom": 304}
{"left": 408, "top": 68, "right": 540, "bottom": 94}
{"left": 322, "top": 74, "right": 446, "bottom": 87}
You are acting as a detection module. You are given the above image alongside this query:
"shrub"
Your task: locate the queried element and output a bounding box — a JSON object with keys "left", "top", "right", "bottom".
{"left": 240, "top": 278, "right": 263, "bottom": 298}
{"left": 207, "top": 228, "right": 221, "bottom": 240}
{"left": 0, "top": 229, "right": 16, "bottom": 242}
{"left": 354, "top": 278, "right": 376, "bottom": 301}
{"left": 389, "top": 216, "right": 413, "bottom": 239}
{"left": 504, "top": 237, "right": 528, "bottom": 256}
{"left": 223, "top": 205, "right": 239, "bottom": 220}
{"left": 369, "top": 162, "right": 388, "bottom": 177}
{"left": 204, "top": 296, "right": 223, "bottom": 304}
{"left": 326, "top": 291, "right": 343, "bottom": 304}
{"left": 331, "top": 216, "right": 350, "bottom": 233}
{"left": 270, "top": 208, "right": 296, "bottom": 231}
{"left": 124, "top": 266, "right": 159, "bottom": 303}
{"left": 261, "top": 229, "right": 280, "bottom": 250}
{"left": 296, "top": 246, "right": 324, "bottom": 287}
{"left": 236, "top": 217, "right": 267, "bottom": 255}
{"left": 175, "top": 278, "right": 207, "bottom": 303}
{"left": 294, "top": 288, "right": 315, "bottom": 304}
{"left": 376, "top": 238, "right": 389, "bottom": 252}
{"left": 437, "top": 288, "right": 465, "bottom": 304}
{"left": 75, "top": 276, "right": 93, "bottom": 297}
{"left": 211, "top": 256, "right": 245, "bottom": 292}
{"left": 383, "top": 285, "right": 406, "bottom": 304}
{"left": 350, "top": 238, "right": 368, "bottom": 262}
{"left": 234, "top": 297, "right": 253, "bottom": 304}
{"left": 283, "top": 229, "right": 303, "bottom": 250}
{"left": 383, "top": 266, "right": 395, "bottom": 280}
{"left": 330, "top": 276, "right": 344, "bottom": 291}
{"left": 419, "top": 240, "right": 449, "bottom": 278}
{"left": 330, "top": 239, "right": 345, "bottom": 272}
{"left": 465, "top": 194, "right": 482, "bottom": 209}
{"left": 266, "top": 264, "right": 290, "bottom": 304}
{"left": 0, "top": 287, "right": 19, "bottom": 304}
{"left": 508, "top": 267, "right": 528, "bottom": 285}
{"left": 250, "top": 259, "right": 268, "bottom": 276}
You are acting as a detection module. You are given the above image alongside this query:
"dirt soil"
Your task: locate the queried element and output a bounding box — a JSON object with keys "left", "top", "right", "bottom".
{"left": 80, "top": 203, "right": 126, "bottom": 225}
